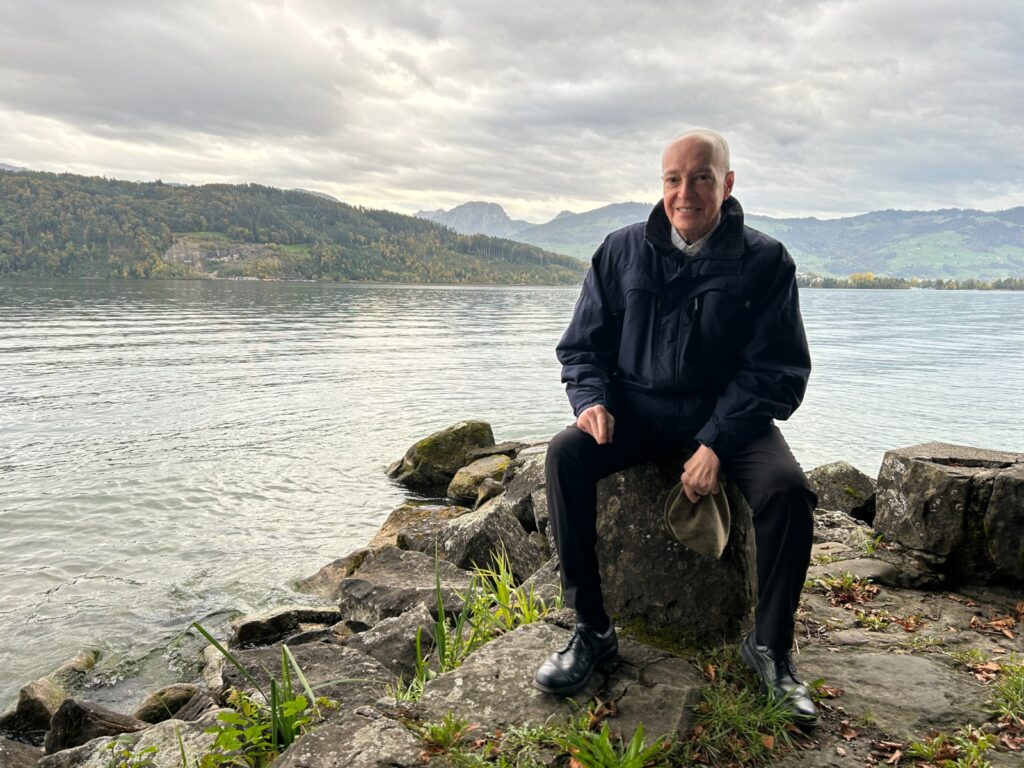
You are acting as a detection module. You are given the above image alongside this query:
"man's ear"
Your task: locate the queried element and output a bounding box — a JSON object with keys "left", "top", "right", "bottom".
{"left": 723, "top": 170, "right": 735, "bottom": 200}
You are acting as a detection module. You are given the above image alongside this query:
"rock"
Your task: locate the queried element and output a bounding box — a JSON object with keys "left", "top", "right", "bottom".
{"left": 417, "top": 621, "right": 703, "bottom": 739}
{"left": 797, "top": 648, "right": 989, "bottom": 740}
{"left": 594, "top": 454, "right": 757, "bottom": 642}
{"left": 494, "top": 452, "right": 547, "bottom": 532}
{"left": 369, "top": 502, "right": 471, "bottom": 552}
{"left": 295, "top": 547, "right": 376, "bottom": 601}
{"left": 169, "top": 689, "right": 219, "bottom": 722}
{"left": 438, "top": 499, "right": 546, "bottom": 582}
{"left": 336, "top": 548, "right": 472, "bottom": 626}
{"left": 386, "top": 420, "right": 495, "bottom": 493}
{"left": 806, "top": 558, "right": 902, "bottom": 589}
{"left": 0, "top": 650, "right": 99, "bottom": 741}
{"left": 44, "top": 699, "right": 147, "bottom": 754}
{"left": 36, "top": 713, "right": 221, "bottom": 768}
{"left": 813, "top": 510, "right": 873, "bottom": 548}
{"left": 875, "top": 442, "right": 1024, "bottom": 582}
{"left": 519, "top": 556, "right": 563, "bottom": 607}
{"left": 223, "top": 643, "right": 392, "bottom": 708}
{"left": 807, "top": 461, "right": 876, "bottom": 524}
{"left": 273, "top": 707, "right": 424, "bottom": 768}
{"left": 448, "top": 455, "right": 513, "bottom": 502}
{"left": 0, "top": 736, "right": 42, "bottom": 768}
{"left": 231, "top": 605, "right": 344, "bottom": 647}
{"left": 466, "top": 440, "right": 527, "bottom": 462}
{"left": 341, "top": 603, "right": 435, "bottom": 681}
{"left": 200, "top": 645, "right": 225, "bottom": 692}
{"left": 131, "top": 683, "right": 200, "bottom": 723}
{"left": 531, "top": 489, "right": 549, "bottom": 537}
{"left": 474, "top": 478, "right": 504, "bottom": 508}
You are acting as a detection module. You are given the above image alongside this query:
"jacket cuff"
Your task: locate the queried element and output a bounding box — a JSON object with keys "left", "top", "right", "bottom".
{"left": 694, "top": 421, "right": 735, "bottom": 464}
{"left": 572, "top": 397, "right": 609, "bottom": 418}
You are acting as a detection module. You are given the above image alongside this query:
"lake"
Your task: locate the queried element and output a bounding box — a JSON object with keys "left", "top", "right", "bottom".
{"left": 1, "top": 278, "right": 1021, "bottom": 708}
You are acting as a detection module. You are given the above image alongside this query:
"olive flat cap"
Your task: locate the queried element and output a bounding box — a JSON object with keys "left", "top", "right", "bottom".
{"left": 663, "top": 483, "right": 731, "bottom": 559}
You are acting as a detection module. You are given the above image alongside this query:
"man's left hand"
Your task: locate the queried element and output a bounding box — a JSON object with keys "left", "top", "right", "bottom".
{"left": 681, "top": 444, "right": 721, "bottom": 503}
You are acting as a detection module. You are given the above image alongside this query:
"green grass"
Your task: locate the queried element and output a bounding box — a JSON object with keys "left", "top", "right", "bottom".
{"left": 907, "top": 725, "right": 996, "bottom": 768}
{"left": 990, "top": 655, "right": 1024, "bottom": 725}
{"left": 555, "top": 719, "right": 672, "bottom": 768}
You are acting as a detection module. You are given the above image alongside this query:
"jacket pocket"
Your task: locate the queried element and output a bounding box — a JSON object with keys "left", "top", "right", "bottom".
{"left": 616, "top": 277, "right": 659, "bottom": 384}
{"left": 680, "top": 287, "right": 748, "bottom": 372}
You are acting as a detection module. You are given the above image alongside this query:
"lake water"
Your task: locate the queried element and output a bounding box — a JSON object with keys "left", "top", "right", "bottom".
{"left": 1, "top": 278, "right": 1022, "bottom": 708}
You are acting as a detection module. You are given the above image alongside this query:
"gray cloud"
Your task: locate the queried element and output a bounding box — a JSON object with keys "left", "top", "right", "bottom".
{"left": 0, "top": 0, "right": 1020, "bottom": 220}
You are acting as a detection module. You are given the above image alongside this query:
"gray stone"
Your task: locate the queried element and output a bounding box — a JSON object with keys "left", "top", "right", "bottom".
{"left": 474, "top": 478, "right": 504, "bottom": 509}
{"left": 336, "top": 547, "right": 472, "bottom": 626}
{"left": 168, "top": 689, "right": 218, "bottom": 723}
{"left": 386, "top": 420, "right": 495, "bottom": 493}
{"left": 36, "top": 713, "right": 221, "bottom": 768}
{"left": 797, "top": 648, "right": 989, "bottom": 740}
{"left": 447, "top": 454, "right": 513, "bottom": 502}
{"left": 807, "top": 461, "right": 876, "bottom": 523}
{"left": 44, "top": 699, "right": 147, "bottom": 754}
{"left": 231, "top": 605, "right": 343, "bottom": 647}
{"left": 341, "top": 603, "right": 434, "bottom": 682}
{"left": 223, "top": 643, "right": 391, "bottom": 709}
{"left": 371, "top": 503, "right": 473, "bottom": 554}
{"left": 417, "top": 621, "right": 703, "bottom": 739}
{"left": 0, "top": 736, "right": 42, "bottom": 768}
{"left": 595, "top": 455, "right": 757, "bottom": 641}
{"left": 806, "top": 558, "right": 901, "bottom": 588}
{"left": 0, "top": 651, "right": 100, "bottom": 740}
{"left": 494, "top": 452, "right": 546, "bottom": 532}
{"left": 273, "top": 707, "right": 423, "bottom": 768}
{"left": 131, "top": 683, "right": 200, "bottom": 723}
{"left": 985, "top": 463, "right": 1024, "bottom": 580}
{"left": 519, "top": 555, "right": 563, "bottom": 607}
{"left": 438, "top": 499, "right": 546, "bottom": 582}
{"left": 813, "top": 510, "right": 873, "bottom": 548}
{"left": 875, "top": 442, "right": 1024, "bottom": 582}
{"left": 295, "top": 547, "right": 377, "bottom": 601}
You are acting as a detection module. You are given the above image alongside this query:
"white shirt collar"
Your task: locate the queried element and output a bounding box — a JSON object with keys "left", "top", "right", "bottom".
{"left": 670, "top": 212, "right": 721, "bottom": 257}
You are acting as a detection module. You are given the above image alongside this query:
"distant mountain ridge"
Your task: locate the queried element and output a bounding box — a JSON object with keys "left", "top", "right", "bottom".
{"left": 416, "top": 201, "right": 533, "bottom": 239}
{"left": 422, "top": 201, "right": 1024, "bottom": 279}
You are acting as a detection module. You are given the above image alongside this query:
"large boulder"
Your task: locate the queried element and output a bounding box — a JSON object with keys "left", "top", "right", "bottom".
{"left": 416, "top": 621, "right": 703, "bottom": 740}
{"left": 230, "top": 605, "right": 344, "bottom": 647}
{"left": 807, "top": 460, "right": 876, "bottom": 523}
{"left": 131, "top": 683, "right": 200, "bottom": 724}
{"left": 0, "top": 736, "right": 42, "bottom": 768}
{"left": 446, "top": 454, "right": 512, "bottom": 502}
{"left": 367, "top": 502, "right": 471, "bottom": 552}
{"left": 493, "top": 451, "right": 547, "bottom": 532}
{"left": 386, "top": 420, "right": 495, "bottom": 493}
{"left": 295, "top": 547, "right": 377, "bottom": 601}
{"left": 595, "top": 455, "right": 757, "bottom": 642}
{"left": 0, "top": 650, "right": 99, "bottom": 741}
{"left": 335, "top": 548, "right": 473, "bottom": 627}
{"left": 341, "top": 602, "right": 435, "bottom": 681}
{"left": 874, "top": 442, "right": 1024, "bottom": 582}
{"left": 438, "top": 500, "right": 546, "bottom": 582}
{"left": 44, "top": 699, "right": 147, "bottom": 754}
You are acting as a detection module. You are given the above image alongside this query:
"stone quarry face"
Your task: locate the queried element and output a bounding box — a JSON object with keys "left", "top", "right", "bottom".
{"left": 874, "top": 442, "right": 1024, "bottom": 583}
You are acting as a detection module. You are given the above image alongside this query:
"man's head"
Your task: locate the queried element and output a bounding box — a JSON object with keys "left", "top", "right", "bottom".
{"left": 661, "top": 129, "right": 735, "bottom": 243}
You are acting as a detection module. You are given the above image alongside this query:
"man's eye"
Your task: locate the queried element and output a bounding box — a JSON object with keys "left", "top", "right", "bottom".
{"left": 663, "top": 177, "right": 680, "bottom": 187}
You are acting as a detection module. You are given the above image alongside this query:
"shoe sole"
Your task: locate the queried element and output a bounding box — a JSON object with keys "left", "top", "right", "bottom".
{"left": 531, "top": 652, "right": 619, "bottom": 696}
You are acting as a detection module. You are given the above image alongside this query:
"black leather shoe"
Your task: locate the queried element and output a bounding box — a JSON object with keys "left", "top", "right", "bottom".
{"left": 533, "top": 623, "right": 618, "bottom": 696}
{"left": 740, "top": 632, "right": 818, "bottom": 727}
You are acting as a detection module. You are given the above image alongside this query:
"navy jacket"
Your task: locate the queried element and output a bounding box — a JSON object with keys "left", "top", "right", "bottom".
{"left": 556, "top": 196, "right": 811, "bottom": 462}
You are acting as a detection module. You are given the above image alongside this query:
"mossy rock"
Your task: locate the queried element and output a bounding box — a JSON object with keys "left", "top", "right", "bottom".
{"left": 447, "top": 454, "right": 512, "bottom": 502}
{"left": 386, "top": 420, "right": 495, "bottom": 493}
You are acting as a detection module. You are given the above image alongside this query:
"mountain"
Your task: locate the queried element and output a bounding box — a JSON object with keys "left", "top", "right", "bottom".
{"left": 428, "top": 199, "right": 1024, "bottom": 279}
{"left": 0, "top": 162, "right": 26, "bottom": 172}
{"left": 416, "top": 201, "right": 534, "bottom": 238}
{"left": 0, "top": 170, "right": 586, "bottom": 285}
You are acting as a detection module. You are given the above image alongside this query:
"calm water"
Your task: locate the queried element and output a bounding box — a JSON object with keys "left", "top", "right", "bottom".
{"left": 1, "top": 279, "right": 1022, "bottom": 708}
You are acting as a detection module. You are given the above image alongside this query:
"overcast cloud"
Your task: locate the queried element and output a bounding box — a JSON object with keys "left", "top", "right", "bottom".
{"left": 1, "top": 0, "right": 1021, "bottom": 221}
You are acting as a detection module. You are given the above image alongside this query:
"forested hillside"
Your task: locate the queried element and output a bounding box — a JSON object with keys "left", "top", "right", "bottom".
{"left": 0, "top": 171, "right": 585, "bottom": 284}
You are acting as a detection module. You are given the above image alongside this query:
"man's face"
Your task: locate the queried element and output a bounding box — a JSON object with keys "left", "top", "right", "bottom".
{"left": 661, "top": 137, "right": 735, "bottom": 243}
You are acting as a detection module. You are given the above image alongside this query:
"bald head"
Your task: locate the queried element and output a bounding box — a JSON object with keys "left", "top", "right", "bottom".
{"left": 663, "top": 129, "right": 731, "bottom": 175}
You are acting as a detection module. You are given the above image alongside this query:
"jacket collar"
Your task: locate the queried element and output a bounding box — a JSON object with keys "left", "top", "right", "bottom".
{"left": 644, "top": 196, "right": 745, "bottom": 260}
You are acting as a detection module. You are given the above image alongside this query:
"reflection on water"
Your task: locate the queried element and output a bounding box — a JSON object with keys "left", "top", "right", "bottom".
{"left": 1, "top": 279, "right": 1021, "bottom": 707}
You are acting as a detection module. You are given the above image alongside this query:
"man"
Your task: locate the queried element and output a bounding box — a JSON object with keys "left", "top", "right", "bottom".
{"left": 533, "top": 129, "right": 819, "bottom": 725}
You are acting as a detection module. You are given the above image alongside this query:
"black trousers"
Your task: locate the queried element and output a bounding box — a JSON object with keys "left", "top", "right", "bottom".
{"left": 546, "top": 405, "right": 816, "bottom": 653}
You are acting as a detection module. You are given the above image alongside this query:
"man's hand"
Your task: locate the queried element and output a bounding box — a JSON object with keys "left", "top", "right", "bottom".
{"left": 577, "top": 404, "right": 615, "bottom": 445}
{"left": 681, "top": 444, "right": 721, "bottom": 503}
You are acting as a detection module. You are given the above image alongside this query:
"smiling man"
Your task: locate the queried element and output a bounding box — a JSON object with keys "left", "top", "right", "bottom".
{"left": 534, "top": 129, "right": 819, "bottom": 726}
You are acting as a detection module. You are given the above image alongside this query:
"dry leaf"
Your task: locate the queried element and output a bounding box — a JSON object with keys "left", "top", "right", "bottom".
{"left": 703, "top": 663, "right": 717, "bottom": 682}
{"left": 887, "top": 749, "right": 902, "bottom": 764}
{"left": 569, "top": 758, "right": 585, "bottom": 768}
{"left": 818, "top": 684, "right": 843, "bottom": 698}
{"left": 841, "top": 724, "right": 858, "bottom": 741}
{"left": 836, "top": 746, "right": 847, "bottom": 756}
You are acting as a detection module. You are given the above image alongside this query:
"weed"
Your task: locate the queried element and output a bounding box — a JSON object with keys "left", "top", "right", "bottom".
{"left": 897, "top": 635, "right": 947, "bottom": 653}
{"left": 907, "top": 725, "right": 995, "bottom": 768}
{"left": 104, "top": 735, "right": 158, "bottom": 768}
{"left": 854, "top": 609, "right": 891, "bottom": 631}
{"left": 948, "top": 649, "right": 989, "bottom": 667}
{"left": 812, "top": 552, "right": 841, "bottom": 565}
{"left": 419, "top": 712, "right": 476, "bottom": 752}
{"left": 863, "top": 532, "right": 885, "bottom": 555}
{"left": 989, "top": 655, "right": 1024, "bottom": 725}
{"left": 555, "top": 720, "right": 672, "bottom": 768}
{"left": 811, "top": 572, "right": 880, "bottom": 606}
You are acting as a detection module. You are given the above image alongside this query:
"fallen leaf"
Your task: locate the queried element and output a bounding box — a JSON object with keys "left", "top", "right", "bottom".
{"left": 818, "top": 684, "right": 844, "bottom": 698}
{"left": 887, "top": 749, "right": 902, "bottom": 764}
{"left": 569, "top": 758, "right": 585, "bottom": 768}
{"left": 841, "top": 724, "right": 858, "bottom": 741}
{"left": 762, "top": 735, "right": 775, "bottom": 750}
{"left": 703, "top": 663, "right": 717, "bottom": 682}
{"left": 836, "top": 746, "right": 847, "bottom": 756}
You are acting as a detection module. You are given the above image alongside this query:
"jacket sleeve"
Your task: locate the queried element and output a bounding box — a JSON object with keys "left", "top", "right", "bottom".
{"left": 694, "top": 247, "right": 810, "bottom": 462}
{"left": 556, "top": 244, "right": 618, "bottom": 417}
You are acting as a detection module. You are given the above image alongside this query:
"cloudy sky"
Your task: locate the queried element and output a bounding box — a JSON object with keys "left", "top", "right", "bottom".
{"left": 1, "top": 0, "right": 1021, "bottom": 222}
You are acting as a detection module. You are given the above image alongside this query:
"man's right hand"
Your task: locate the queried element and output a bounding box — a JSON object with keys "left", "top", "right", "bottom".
{"left": 577, "top": 404, "right": 615, "bottom": 445}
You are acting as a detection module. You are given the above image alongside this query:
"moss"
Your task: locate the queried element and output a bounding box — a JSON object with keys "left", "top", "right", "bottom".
{"left": 619, "top": 618, "right": 706, "bottom": 658}
{"left": 843, "top": 485, "right": 864, "bottom": 500}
